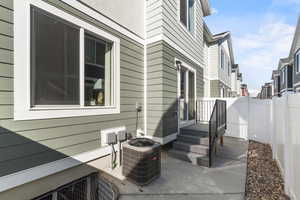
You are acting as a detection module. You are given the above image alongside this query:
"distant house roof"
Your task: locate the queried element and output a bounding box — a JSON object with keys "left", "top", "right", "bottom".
{"left": 213, "top": 31, "right": 231, "bottom": 39}
{"left": 278, "top": 57, "right": 292, "bottom": 70}
{"left": 271, "top": 70, "right": 280, "bottom": 80}
{"left": 203, "top": 23, "right": 235, "bottom": 65}
{"left": 238, "top": 73, "right": 243, "bottom": 81}
{"left": 241, "top": 84, "right": 247, "bottom": 88}
{"left": 232, "top": 64, "right": 239, "bottom": 73}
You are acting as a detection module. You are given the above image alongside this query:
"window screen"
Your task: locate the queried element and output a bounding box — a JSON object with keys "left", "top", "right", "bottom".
{"left": 180, "top": 0, "right": 187, "bottom": 27}
{"left": 188, "top": 0, "right": 194, "bottom": 32}
{"left": 31, "top": 7, "right": 80, "bottom": 106}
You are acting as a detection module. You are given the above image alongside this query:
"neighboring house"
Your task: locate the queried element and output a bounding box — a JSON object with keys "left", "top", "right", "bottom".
{"left": 231, "top": 64, "right": 241, "bottom": 97}
{"left": 259, "top": 83, "right": 273, "bottom": 99}
{"left": 278, "top": 57, "right": 293, "bottom": 95}
{"left": 203, "top": 24, "right": 236, "bottom": 98}
{"left": 271, "top": 70, "right": 281, "bottom": 97}
{"left": 288, "top": 16, "right": 300, "bottom": 92}
{"left": 269, "top": 16, "right": 299, "bottom": 96}
{"left": 146, "top": 0, "right": 211, "bottom": 139}
{"left": 241, "top": 84, "right": 249, "bottom": 96}
{"left": 0, "top": 0, "right": 215, "bottom": 199}
{"left": 237, "top": 72, "right": 243, "bottom": 96}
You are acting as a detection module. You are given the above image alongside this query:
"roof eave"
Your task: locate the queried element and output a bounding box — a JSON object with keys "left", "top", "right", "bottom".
{"left": 200, "top": 0, "right": 212, "bottom": 17}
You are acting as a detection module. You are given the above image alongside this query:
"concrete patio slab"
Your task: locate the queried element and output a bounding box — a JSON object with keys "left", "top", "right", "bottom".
{"left": 98, "top": 137, "right": 248, "bottom": 200}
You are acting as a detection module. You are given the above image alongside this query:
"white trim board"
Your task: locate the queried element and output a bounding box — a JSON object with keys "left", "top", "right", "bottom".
{"left": 144, "top": 0, "right": 148, "bottom": 136}
{"left": 0, "top": 145, "right": 119, "bottom": 193}
{"left": 145, "top": 132, "right": 178, "bottom": 144}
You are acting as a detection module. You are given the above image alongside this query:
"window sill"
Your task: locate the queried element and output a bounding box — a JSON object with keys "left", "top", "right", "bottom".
{"left": 14, "top": 106, "right": 120, "bottom": 121}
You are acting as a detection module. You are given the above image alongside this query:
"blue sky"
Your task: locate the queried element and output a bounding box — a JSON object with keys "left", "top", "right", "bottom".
{"left": 205, "top": 0, "right": 300, "bottom": 94}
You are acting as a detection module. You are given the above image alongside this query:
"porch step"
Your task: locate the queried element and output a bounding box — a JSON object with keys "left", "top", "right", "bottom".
{"left": 181, "top": 124, "right": 209, "bottom": 132}
{"left": 173, "top": 141, "right": 209, "bottom": 155}
{"left": 177, "top": 135, "right": 209, "bottom": 146}
{"left": 168, "top": 149, "right": 210, "bottom": 167}
{"left": 180, "top": 129, "right": 208, "bottom": 137}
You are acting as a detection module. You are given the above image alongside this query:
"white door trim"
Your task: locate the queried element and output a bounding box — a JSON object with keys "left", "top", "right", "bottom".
{"left": 175, "top": 59, "right": 197, "bottom": 129}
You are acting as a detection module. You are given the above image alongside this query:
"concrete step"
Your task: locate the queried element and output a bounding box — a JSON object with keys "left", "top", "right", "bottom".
{"left": 181, "top": 124, "right": 209, "bottom": 132}
{"left": 177, "top": 135, "right": 209, "bottom": 145}
{"left": 173, "top": 141, "right": 209, "bottom": 155}
{"left": 180, "top": 129, "right": 208, "bottom": 137}
{"left": 168, "top": 149, "right": 210, "bottom": 167}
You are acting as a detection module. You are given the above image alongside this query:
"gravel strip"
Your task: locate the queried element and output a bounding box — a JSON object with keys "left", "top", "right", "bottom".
{"left": 245, "top": 140, "right": 290, "bottom": 200}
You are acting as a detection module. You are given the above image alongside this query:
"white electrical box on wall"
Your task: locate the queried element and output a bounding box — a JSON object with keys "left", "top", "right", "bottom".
{"left": 101, "top": 126, "right": 126, "bottom": 146}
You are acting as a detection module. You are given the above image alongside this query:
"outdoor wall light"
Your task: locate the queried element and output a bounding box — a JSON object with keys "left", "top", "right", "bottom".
{"left": 176, "top": 60, "right": 182, "bottom": 71}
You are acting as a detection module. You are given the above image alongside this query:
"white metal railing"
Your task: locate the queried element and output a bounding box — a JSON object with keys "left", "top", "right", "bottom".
{"left": 196, "top": 99, "right": 215, "bottom": 123}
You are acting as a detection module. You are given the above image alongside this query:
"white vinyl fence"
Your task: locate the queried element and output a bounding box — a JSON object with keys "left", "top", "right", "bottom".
{"left": 199, "top": 95, "right": 299, "bottom": 200}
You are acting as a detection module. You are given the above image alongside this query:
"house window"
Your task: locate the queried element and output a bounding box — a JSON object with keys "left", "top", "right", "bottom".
{"left": 179, "top": 0, "right": 195, "bottom": 33}
{"left": 220, "top": 50, "right": 225, "bottom": 69}
{"left": 15, "top": 3, "right": 120, "bottom": 120}
{"left": 228, "top": 61, "right": 231, "bottom": 76}
{"left": 31, "top": 7, "right": 80, "bottom": 106}
{"left": 296, "top": 51, "right": 300, "bottom": 73}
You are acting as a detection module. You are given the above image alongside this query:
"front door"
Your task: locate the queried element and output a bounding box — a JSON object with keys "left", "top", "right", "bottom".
{"left": 177, "top": 62, "right": 196, "bottom": 128}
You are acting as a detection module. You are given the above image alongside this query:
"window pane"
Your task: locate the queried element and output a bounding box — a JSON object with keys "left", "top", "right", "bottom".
{"left": 180, "top": 0, "right": 187, "bottom": 27}
{"left": 221, "top": 51, "right": 224, "bottom": 69}
{"left": 188, "top": 0, "right": 194, "bottom": 32}
{"left": 85, "top": 37, "right": 95, "bottom": 64}
{"left": 228, "top": 62, "right": 230, "bottom": 75}
{"left": 296, "top": 54, "right": 300, "bottom": 72}
{"left": 31, "top": 7, "right": 80, "bottom": 106}
{"left": 84, "top": 34, "right": 112, "bottom": 106}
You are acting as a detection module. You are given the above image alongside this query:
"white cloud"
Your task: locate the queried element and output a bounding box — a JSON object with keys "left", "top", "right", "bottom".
{"left": 211, "top": 7, "right": 218, "bottom": 14}
{"left": 232, "top": 15, "right": 295, "bottom": 89}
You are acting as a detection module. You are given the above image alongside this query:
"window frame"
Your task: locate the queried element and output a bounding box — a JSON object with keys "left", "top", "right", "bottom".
{"left": 14, "top": 0, "right": 120, "bottom": 120}
{"left": 295, "top": 49, "right": 300, "bottom": 74}
{"left": 227, "top": 61, "right": 231, "bottom": 76}
{"left": 220, "top": 49, "right": 225, "bottom": 69}
{"left": 282, "top": 67, "right": 285, "bottom": 85}
{"left": 178, "top": 0, "right": 196, "bottom": 35}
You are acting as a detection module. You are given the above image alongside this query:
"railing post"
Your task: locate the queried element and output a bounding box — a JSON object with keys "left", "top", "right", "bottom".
{"left": 196, "top": 100, "right": 198, "bottom": 123}
{"left": 225, "top": 101, "right": 227, "bottom": 129}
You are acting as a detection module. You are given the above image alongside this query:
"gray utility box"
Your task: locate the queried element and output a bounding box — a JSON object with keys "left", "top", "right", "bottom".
{"left": 105, "top": 132, "right": 117, "bottom": 145}
{"left": 117, "top": 130, "right": 127, "bottom": 142}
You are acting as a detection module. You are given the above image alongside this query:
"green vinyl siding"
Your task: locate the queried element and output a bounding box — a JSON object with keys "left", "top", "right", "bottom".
{"left": 0, "top": 0, "right": 144, "bottom": 177}
{"left": 147, "top": 40, "right": 204, "bottom": 138}
{"left": 210, "top": 80, "right": 231, "bottom": 97}
{"left": 210, "top": 80, "right": 220, "bottom": 97}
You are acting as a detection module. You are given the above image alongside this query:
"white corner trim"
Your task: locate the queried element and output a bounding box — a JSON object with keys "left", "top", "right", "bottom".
{"left": 0, "top": 145, "right": 119, "bottom": 193}
{"left": 14, "top": 0, "right": 121, "bottom": 120}
{"left": 145, "top": 132, "right": 178, "bottom": 144}
{"left": 60, "top": 0, "right": 144, "bottom": 44}
{"left": 144, "top": 0, "right": 148, "bottom": 136}
{"left": 146, "top": 34, "right": 202, "bottom": 67}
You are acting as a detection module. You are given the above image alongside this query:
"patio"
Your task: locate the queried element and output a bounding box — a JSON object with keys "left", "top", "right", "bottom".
{"left": 93, "top": 136, "right": 248, "bottom": 200}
